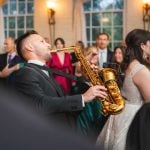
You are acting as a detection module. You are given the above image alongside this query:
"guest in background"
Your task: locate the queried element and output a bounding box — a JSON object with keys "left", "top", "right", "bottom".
{"left": 96, "top": 33, "right": 113, "bottom": 68}
{"left": 0, "top": 37, "right": 23, "bottom": 84}
{"left": 47, "top": 37, "right": 73, "bottom": 94}
{"left": 112, "top": 46, "right": 125, "bottom": 64}
{"left": 112, "top": 46, "right": 126, "bottom": 87}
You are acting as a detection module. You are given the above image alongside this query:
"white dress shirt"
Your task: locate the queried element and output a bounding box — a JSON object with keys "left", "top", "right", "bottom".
{"left": 28, "top": 60, "right": 49, "bottom": 76}
{"left": 98, "top": 48, "right": 108, "bottom": 67}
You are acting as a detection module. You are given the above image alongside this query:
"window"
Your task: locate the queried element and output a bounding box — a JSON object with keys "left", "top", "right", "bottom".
{"left": 2, "top": 0, "right": 34, "bottom": 38}
{"left": 83, "top": 0, "right": 124, "bottom": 51}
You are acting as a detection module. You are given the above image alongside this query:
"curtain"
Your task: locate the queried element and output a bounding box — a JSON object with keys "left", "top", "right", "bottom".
{"left": 0, "top": 0, "right": 7, "bottom": 54}
{"left": 72, "top": 0, "right": 87, "bottom": 46}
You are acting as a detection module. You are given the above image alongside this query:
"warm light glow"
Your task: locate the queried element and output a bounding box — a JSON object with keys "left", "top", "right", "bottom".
{"left": 143, "top": 0, "right": 150, "bottom": 4}
{"left": 0, "top": 0, "right": 6, "bottom": 6}
{"left": 47, "top": 1, "right": 56, "bottom": 9}
{"left": 101, "top": 17, "right": 109, "bottom": 23}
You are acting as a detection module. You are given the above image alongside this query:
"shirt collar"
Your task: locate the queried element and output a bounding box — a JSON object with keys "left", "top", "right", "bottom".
{"left": 99, "top": 48, "right": 107, "bottom": 53}
{"left": 28, "top": 60, "right": 45, "bottom": 66}
{"left": 8, "top": 51, "right": 16, "bottom": 58}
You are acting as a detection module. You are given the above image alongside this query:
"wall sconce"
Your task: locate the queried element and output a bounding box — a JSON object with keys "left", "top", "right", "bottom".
{"left": 143, "top": 0, "right": 150, "bottom": 31}
{"left": 47, "top": 1, "right": 56, "bottom": 47}
{"left": 47, "top": 1, "right": 56, "bottom": 25}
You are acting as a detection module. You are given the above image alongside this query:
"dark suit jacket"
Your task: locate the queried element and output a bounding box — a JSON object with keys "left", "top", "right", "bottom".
{"left": 0, "top": 85, "right": 95, "bottom": 150}
{"left": 102, "top": 49, "right": 113, "bottom": 68}
{"left": 0, "top": 53, "right": 23, "bottom": 70}
{"left": 0, "top": 53, "right": 7, "bottom": 71}
{"left": 0, "top": 53, "right": 23, "bottom": 84}
{"left": 107, "top": 49, "right": 113, "bottom": 63}
{"left": 14, "top": 63, "right": 83, "bottom": 125}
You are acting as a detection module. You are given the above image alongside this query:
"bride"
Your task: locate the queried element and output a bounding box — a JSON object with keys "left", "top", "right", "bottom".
{"left": 96, "top": 29, "right": 150, "bottom": 150}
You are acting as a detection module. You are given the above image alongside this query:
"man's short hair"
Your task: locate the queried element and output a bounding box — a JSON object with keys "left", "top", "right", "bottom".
{"left": 97, "top": 32, "right": 110, "bottom": 40}
{"left": 16, "top": 30, "right": 38, "bottom": 60}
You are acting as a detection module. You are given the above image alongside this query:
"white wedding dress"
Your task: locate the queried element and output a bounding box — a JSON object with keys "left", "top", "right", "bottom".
{"left": 96, "top": 63, "right": 145, "bottom": 150}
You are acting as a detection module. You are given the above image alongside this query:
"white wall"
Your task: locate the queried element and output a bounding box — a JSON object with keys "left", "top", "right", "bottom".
{"left": 124, "top": 0, "right": 143, "bottom": 38}
{"left": 34, "top": 0, "right": 74, "bottom": 47}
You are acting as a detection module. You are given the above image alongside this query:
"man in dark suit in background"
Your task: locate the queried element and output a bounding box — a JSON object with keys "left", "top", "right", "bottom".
{"left": 0, "top": 37, "right": 23, "bottom": 84}
{"left": 96, "top": 33, "right": 113, "bottom": 68}
{"left": 14, "top": 30, "right": 107, "bottom": 127}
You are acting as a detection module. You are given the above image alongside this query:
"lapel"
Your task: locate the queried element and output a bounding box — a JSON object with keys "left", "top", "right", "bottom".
{"left": 3, "top": 53, "right": 7, "bottom": 66}
{"left": 107, "top": 50, "right": 112, "bottom": 62}
{"left": 11, "top": 55, "right": 18, "bottom": 63}
{"left": 26, "top": 63, "right": 65, "bottom": 96}
{"left": 107, "top": 51, "right": 110, "bottom": 62}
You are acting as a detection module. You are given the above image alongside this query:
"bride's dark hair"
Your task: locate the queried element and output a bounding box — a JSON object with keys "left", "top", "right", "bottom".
{"left": 124, "top": 29, "right": 150, "bottom": 70}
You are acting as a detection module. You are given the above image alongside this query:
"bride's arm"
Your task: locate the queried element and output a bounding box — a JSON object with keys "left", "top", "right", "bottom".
{"left": 133, "top": 67, "right": 150, "bottom": 102}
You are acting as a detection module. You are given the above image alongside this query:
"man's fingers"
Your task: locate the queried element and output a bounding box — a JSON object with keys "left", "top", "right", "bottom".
{"left": 95, "top": 85, "right": 107, "bottom": 91}
{"left": 91, "top": 85, "right": 108, "bottom": 98}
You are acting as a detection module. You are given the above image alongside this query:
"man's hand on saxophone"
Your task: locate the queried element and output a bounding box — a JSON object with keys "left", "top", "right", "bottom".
{"left": 82, "top": 85, "right": 107, "bottom": 103}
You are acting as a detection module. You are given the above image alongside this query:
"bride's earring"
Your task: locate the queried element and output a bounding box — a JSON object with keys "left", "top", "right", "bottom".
{"left": 143, "top": 53, "right": 150, "bottom": 62}
{"left": 143, "top": 52, "right": 147, "bottom": 59}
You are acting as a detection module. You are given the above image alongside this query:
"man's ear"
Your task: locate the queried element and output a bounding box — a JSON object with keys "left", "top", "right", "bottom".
{"left": 24, "top": 43, "right": 34, "bottom": 52}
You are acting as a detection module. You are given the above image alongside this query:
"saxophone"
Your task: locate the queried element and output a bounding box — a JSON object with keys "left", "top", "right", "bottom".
{"left": 50, "top": 47, "right": 125, "bottom": 115}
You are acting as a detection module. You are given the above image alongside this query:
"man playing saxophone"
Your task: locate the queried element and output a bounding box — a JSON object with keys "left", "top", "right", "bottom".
{"left": 13, "top": 30, "right": 107, "bottom": 128}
